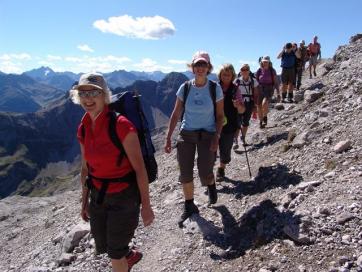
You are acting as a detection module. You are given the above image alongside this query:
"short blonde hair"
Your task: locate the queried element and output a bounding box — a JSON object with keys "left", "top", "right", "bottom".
{"left": 69, "top": 86, "right": 112, "bottom": 105}
{"left": 217, "top": 63, "right": 236, "bottom": 82}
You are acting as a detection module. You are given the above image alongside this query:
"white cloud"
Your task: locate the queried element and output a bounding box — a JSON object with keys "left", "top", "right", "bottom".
{"left": 102, "top": 55, "right": 131, "bottom": 63}
{"left": 65, "top": 56, "right": 84, "bottom": 63}
{"left": 62, "top": 55, "right": 132, "bottom": 73}
{"left": 77, "top": 44, "right": 94, "bottom": 53}
{"left": 0, "top": 61, "right": 23, "bottom": 74}
{"left": 47, "top": 55, "right": 62, "bottom": 61}
{"left": 168, "top": 59, "right": 187, "bottom": 65}
{"left": 93, "top": 15, "right": 176, "bottom": 40}
{"left": 0, "top": 53, "right": 32, "bottom": 73}
{"left": 133, "top": 58, "right": 173, "bottom": 72}
{"left": 0, "top": 53, "right": 31, "bottom": 61}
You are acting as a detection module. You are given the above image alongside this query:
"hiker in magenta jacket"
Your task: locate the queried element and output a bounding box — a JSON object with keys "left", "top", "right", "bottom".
{"left": 164, "top": 51, "right": 224, "bottom": 227}
{"left": 70, "top": 72, "right": 154, "bottom": 272}
{"left": 255, "top": 56, "right": 278, "bottom": 128}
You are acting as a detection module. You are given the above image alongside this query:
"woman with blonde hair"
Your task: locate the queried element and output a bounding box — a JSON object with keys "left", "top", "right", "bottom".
{"left": 70, "top": 72, "right": 154, "bottom": 272}
{"left": 216, "top": 63, "right": 244, "bottom": 179}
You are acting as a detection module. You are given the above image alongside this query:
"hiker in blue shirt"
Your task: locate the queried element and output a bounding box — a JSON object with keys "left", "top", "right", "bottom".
{"left": 164, "top": 51, "right": 224, "bottom": 227}
{"left": 277, "top": 43, "right": 301, "bottom": 102}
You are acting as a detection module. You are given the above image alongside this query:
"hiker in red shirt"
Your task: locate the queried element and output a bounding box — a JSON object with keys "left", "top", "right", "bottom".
{"left": 308, "top": 35, "right": 322, "bottom": 78}
{"left": 70, "top": 72, "right": 154, "bottom": 272}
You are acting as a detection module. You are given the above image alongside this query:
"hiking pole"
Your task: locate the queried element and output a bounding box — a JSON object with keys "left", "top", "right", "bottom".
{"left": 242, "top": 138, "right": 252, "bottom": 178}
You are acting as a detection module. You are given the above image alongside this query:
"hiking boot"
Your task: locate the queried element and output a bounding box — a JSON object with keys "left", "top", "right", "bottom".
{"left": 309, "top": 74, "right": 312, "bottom": 79}
{"left": 216, "top": 167, "right": 225, "bottom": 179}
{"left": 208, "top": 183, "right": 218, "bottom": 205}
{"left": 313, "top": 71, "right": 317, "bottom": 77}
{"left": 240, "top": 135, "right": 248, "bottom": 146}
{"left": 178, "top": 201, "right": 199, "bottom": 228}
{"left": 281, "top": 93, "right": 287, "bottom": 103}
{"left": 127, "top": 249, "right": 143, "bottom": 271}
{"left": 232, "top": 137, "right": 239, "bottom": 150}
{"left": 259, "top": 121, "right": 265, "bottom": 129}
{"left": 263, "top": 116, "right": 268, "bottom": 126}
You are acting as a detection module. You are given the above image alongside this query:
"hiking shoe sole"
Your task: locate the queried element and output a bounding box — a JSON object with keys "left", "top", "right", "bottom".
{"left": 178, "top": 203, "right": 199, "bottom": 228}
{"left": 127, "top": 249, "right": 143, "bottom": 271}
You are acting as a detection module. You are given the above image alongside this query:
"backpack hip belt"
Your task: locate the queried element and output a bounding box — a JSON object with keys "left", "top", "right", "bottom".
{"left": 86, "top": 171, "right": 136, "bottom": 204}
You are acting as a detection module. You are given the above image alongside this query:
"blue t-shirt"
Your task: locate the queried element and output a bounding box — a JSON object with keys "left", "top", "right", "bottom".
{"left": 281, "top": 51, "right": 296, "bottom": 68}
{"left": 177, "top": 80, "right": 223, "bottom": 132}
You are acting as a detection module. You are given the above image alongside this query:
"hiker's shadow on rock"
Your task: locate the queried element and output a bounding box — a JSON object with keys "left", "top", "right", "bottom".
{"left": 239, "top": 131, "right": 289, "bottom": 153}
{"left": 203, "top": 200, "right": 302, "bottom": 260}
{"left": 219, "top": 163, "right": 303, "bottom": 199}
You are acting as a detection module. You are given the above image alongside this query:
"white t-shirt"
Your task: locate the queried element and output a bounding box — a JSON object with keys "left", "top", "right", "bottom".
{"left": 235, "top": 77, "right": 259, "bottom": 103}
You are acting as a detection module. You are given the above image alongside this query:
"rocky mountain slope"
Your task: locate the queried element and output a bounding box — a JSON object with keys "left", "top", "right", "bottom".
{"left": 0, "top": 34, "right": 361, "bottom": 272}
{"left": 0, "top": 72, "right": 187, "bottom": 198}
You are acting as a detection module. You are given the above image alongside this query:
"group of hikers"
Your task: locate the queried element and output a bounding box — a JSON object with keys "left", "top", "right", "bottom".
{"left": 69, "top": 35, "right": 321, "bottom": 271}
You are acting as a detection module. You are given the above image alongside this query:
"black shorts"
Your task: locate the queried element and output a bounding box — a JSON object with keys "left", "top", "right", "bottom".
{"left": 258, "top": 85, "right": 274, "bottom": 104}
{"left": 89, "top": 181, "right": 140, "bottom": 259}
{"left": 281, "top": 67, "right": 295, "bottom": 85}
{"left": 238, "top": 101, "right": 254, "bottom": 127}
{"left": 219, "top": 132, "right": 234, "bottom": 164}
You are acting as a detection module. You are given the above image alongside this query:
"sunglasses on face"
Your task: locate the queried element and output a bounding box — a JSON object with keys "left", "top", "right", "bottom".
{"left": 78, "top": 89, "right": 103, "bottom": 98}
{"left": 241, "top": 68, "right": 249, "bottom": 72}
{"left": 193, "top": 62, "right": 208, "bottom": 68}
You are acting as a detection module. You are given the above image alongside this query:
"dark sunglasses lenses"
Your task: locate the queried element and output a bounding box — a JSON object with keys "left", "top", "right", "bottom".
{"left": 194, "top": 62, "right": 208, "bottom": 68}
{"left": 241, "top": 69, "right": 249, "bottom": 72}
{"left": 78, "top": 89, "right": 102, "bottom": 98}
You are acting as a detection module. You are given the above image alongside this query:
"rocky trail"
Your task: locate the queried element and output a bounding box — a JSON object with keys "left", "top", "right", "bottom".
{"left": 0, "top": 34, "right": 361, "bottom": 272}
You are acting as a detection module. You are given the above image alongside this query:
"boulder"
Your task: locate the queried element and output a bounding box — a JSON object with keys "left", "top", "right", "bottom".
{"left": 293, "top": 91, "right": 304, "bottom": 103}
{"left": 292, "top": 131, "right": 310, "bottom": 148}
{"left": 333, "top": 140, "right": 351, "bottom": 153}
{"left": 304, "top": 89, "right": 324, "bottom": 103}
{"left": 62, "top": 222, "right": 90, "bottom": 253}
{"left": 283, "top": 224, "right": 312, "bottom": 245}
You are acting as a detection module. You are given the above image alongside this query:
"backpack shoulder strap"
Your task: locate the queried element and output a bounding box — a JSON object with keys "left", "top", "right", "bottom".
{"left": 209, "top": 80, "right": 217, "bottom": 121}
{"left": 250, "top": 77, "right": 254, "bottom": 90}
{"left": 80, "top": 123, "right": 85, "bottom": 140}
{"left": 256, "top": 68, "right": 261, "bottom": 81}
{"left": 183, "top": 80, "right": 191, "bottom": 104}
{"left": 108, "top": 112, "right": 126, "bottom": 166}
{"left": 269, "top": 67, "right": 275, "bottom": 86}
{"left": 181, "top": 80, "right": 191, "bottom": 121}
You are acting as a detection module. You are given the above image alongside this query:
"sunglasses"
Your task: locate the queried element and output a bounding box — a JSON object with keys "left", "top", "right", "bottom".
{"left": 241, "top": 68, "right": 249, "bottom": 72}
{"left": 193, "top": 61, "right": 208, "bottom": 68}
{"left": 78, "top": 89, "right": 103, "bottom": 98}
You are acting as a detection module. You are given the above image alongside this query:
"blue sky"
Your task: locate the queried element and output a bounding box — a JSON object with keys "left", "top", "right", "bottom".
{"left": 1, "top": 0, "right": 361, "bottom": 74}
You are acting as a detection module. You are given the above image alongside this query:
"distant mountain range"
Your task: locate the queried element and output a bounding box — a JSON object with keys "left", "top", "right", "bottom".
{"left": 0, "top": 72, "right": 189, "bottom": 198}
{"left": 0, "top": 73, "right": 65, "bottom": 112}
{"left": 20, "top": 66, "right": 196, "bottom": 90}
{"left": 0, "top": 66, "right": 217, "bottom": 114}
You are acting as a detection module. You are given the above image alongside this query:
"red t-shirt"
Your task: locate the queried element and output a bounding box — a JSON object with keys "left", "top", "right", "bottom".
{"left": 77, "top": 106, "right": 137, "bottom": 193}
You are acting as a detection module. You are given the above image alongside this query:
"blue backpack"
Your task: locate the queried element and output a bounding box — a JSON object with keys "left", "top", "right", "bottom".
{"left": 108, "top": 91, "right": 158, "bottom": 183}
{"left": 81, "top": 91, "right": 158, "bottom": 183}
